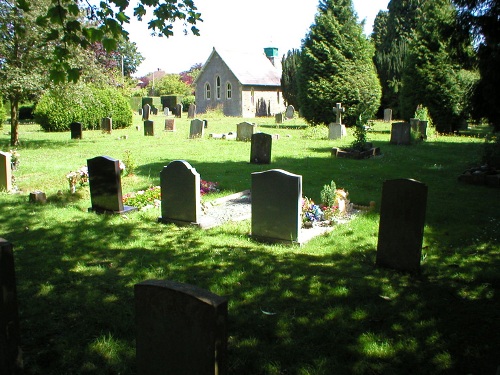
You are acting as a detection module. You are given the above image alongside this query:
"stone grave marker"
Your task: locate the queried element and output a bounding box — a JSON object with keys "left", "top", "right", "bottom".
{"left": 203, "top": 119, "right": 208, "bottom": 129}
{"left": 158, "top": 160, "right": 201, "bottom": 226}
{"left": 0, "top": 152, "right": 12, "bottom": 192}
{"left": 138, "top": 108, "right": 143, "bottom": 116}
{"left": 384, "top": 108, "right": 393, "bottom": 122}
{"left": 250, "top": 133, "right": 272, "bottom": 164}
{"left": 376, "top": 179, "right": 428, "bottom": 273}
{"left": 275, "top": 113, "right": 283, "bottom": 124}
{"left": 285, "top": 105, "right": 295, "bottom": 119}
{"left": 101, "top": 117, "right": 112, "bottom": 134}
{"left": 328, "top": 122, "right": 347, "bottom": 140}
{"left": 151, "top": 107, "right": 158, "bottom": 115}
{"left": 417, "top": 121, "right": 428, "bottom": 139}
{"left": 333, "top": 102, "right": 345, "bottom": 124}
{"left": 176, "top": 103, "right": 183, "bottom": 118}
{"left": 251, "top": 169, "right": 302, "bottom": 244}
{"left": 70, "top": 122, "right": 83, "bottom": 139}
{"left": 236, "top": 122, "right": 256, "bottom": 141}
{"left": 164, "top": 107, "right": 170, "bottom": 116}
{"left": 87, "top": 156, "right": 136, "bottom": 214}
{"left": 144, "top": 120, "right": 154, "bottom": 136}
{"left": 135, "top": 279, "right": 228, "bottom": 375}
{"left": 390, "top": 122, "right": 411, "bottom": 145}
{"left": 164, "top": 118, "right": 175, "bottom": 131}
{"left": 410, "top": 118, "right": 420, "bottom": 131}
{"left": 189, "top": 119, "right": 204, "bottom": 139}
{"left": 0, "top": 239, "right": 22, "bottom": 375}
{"left": 142, "top": 104, "right": 151, "bottom": 121}
{"left": 188, "top": 103, "right": 196, "bottom": 119}
{"left": 29, "top": 190, "right": 47, "bottom": 204}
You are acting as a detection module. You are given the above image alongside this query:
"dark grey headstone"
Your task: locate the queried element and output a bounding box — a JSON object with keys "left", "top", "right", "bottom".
{"left": 135, "top": 279, "right": 228, "bottom": 375}
{"left": 250, "top": 133, "right": 272, "bottom": 164}
{"left": 144, "top": 120, "right": 154, "bottom": 136}
{"left": 251, "top": 169, "right": 302, "bottom": 244}
{"left": 87, "top": 156, "right": 136, "bottom": 214}
{"left": 390, "top": 122, "right": 411, "bottom": 145}
{"left": 376, "top": 179, "right": 428, "bottom": 273}
{"left": 101, "top": 117, "right": 112, "bottom": 134}
{"left": 275, "top": 113, "right": 283, "bottom": 124}
{"left": 158, "top": 160, "right": 201, "bottom": 225}
{"left": 189, "top": 119, "right": 204, "bottom": 139}
{"left": 70, "top": 122, "right": 83, "bottom": 139}
{"left": 188, "top": 103, "right": 196, "bottom": 119}
{"left": 176, "top": 103, "right": 183, "bottom": 118}
{"left": 285, "top": 105, "right": 295, "bottom": 119}
{"left": 142, "top": 104, "right": 151, "bottom": 121}
{"left": 0, "top": 238, "right": 22, "bottom": 375}
{"left": 151, "top": 107, "right": 158, "bottom": 115}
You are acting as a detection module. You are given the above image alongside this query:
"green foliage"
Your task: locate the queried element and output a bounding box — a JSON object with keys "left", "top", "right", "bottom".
{"left": 281, "top": 49, "right": 301, "bottom": 109}
{"left": 19, "top": 104, "right": 35, "bottom": 120}
{"left": 34, "top": 83, "right": 132, "bottom": 131}
{"left": 0, "top": 97, "right": 5, "bottom": 127}
{"left": 181, "top": 95, "right": 195, "bottom": 109}
{"left": 123, "top": 150, "right": 137, "bottom": 176}
{"left": 298, "top": 0, "right": 381, "bottom": 126}
{"left": 482, "top": 134, "right": 500, "bottom": 167}
{"left": 152, "top": 74, "right": 192, "bottom": 97}
{"left": 320, "top": 180, "right": 337, "bottom": 207}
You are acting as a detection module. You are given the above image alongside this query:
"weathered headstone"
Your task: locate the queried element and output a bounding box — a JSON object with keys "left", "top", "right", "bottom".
{"left": 236, "top": 122, "right": 256, "bottom": 141}
{"left": 251, "top": 169, "right": 302, "bottom": 244}
{"left": 333, "top": 103, "right": 345, "bottom": 124}
{"left": 0, "top": 238, "right": 22, "bottom": 375}
{"left": 285, "top": 105, "right": 295, "bottom": 119}
{"left": 188, "top": 103, "right": 196, "bottom": 119}
{"left": 87, "top": 156, "right": 136, "bottom": 214}
{"left": 70, "top": 122, "right": 83, "bottom": 139}
{"left": 164, "top": 107, "right": 170, "bottom": 116}
{"left": 384, "top": 108, "right": 393, "bottom": 122}
{"left": 250, "top": 133, "right": 272, "bottom": 164}
{"left": 144, "top": 120, "right": 154, "bottom": 136}
{"left": 135, "top": 279, "right": 228, "bottom": 375}
{"left": 328, "top": 122, "right": 347, "bottom": 140}
{"left": 158, "top": 160, "right": 201, "bottom": 226}
{"left": 275, "top": 113, "right": 283, "bottom": 124}
{"left": 101, "top": 117, "right": 112, "bottom": 134}
{"left": 142, "top": 104, "right": 151, "bottom": 121}
{"left": 376, "top": 179, "right": 428, "bottom": 273}
{"left": 176, "top": 103, "right": 183, "bottom": 118}
{"left": 0, "top": 152, "right": 12, "bottom": 192}
{"left": 29, "top": 190, "right": 47, "bottom": 204}
{"left": 390, "top": 122, "right": 411, "bottom": 145}
{"left": 164, "top": 118, "right": 175, "bottom": 132}
{"left": 189, "top": 119, "right": 204, "bottom": 139}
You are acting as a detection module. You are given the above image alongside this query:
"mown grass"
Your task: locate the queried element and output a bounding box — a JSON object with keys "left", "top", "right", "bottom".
{"left": 1, "top": 114, "right": 499, "bottom": 374}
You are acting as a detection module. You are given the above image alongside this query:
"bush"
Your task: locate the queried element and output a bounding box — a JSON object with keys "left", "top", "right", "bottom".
{"left": 35, "top": 83, "right": 132, "bottom": 131}
{"left": 19, "top": 104, "right": 35, "bottom": 121}
{"left": 181, "top": 95, "right": 195, "bottom": 111}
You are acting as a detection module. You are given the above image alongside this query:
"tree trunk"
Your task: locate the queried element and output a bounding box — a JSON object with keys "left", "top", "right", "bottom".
{"left": 10, "top": 99, "right": 19, "bottom": 146}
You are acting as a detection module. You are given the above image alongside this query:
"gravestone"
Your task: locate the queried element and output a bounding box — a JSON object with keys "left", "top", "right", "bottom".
{"left": 135, "top": 279, "right": 228, "bottom": 375}
{"left": 176, "top": 103, "right": 183, "bottom": 118}
{"left": 70, "top": 122, "right": 83, "bottom": 139}
{"left": 236, "top": 122, "right": 256, "bottom": 141}
{"left": 390, "top": 122, "right": 411, "bottom": 145}
{"left": 101, "top": 117, "right": 112, "bottom": 134}
{"left": 138, "top": 108, "right": 143, "bottom": 116}
{"left": 164, "top": 118, "right": 175, "bottom": 132}
{"left": 410, "top": 118, "right": 420, "bottom": 131}
{"left": 328, "top": 122, "right": 347, "bottom": 140}
{"left": 151, "top": 107, "right": 158, "bottom": 115}
{"left": 333, "top": 102, "right": 345, "bottom": 124}
{"left": 142, "top": 104, "right": 151, "bottom": 121}
{"left": 87, "top": 156, "right": 136, "bottom": 214}
{"left": 275, "top": 113, "right": 283, "bottom": 124}
{"left": 250, "top": 133, "right": 272, "bottom": 164}
{"left": 384, "top": 108, "right": 393, "bottom": 122}
{"left": 376, "top": 179, "right": 428, "bottom": 273}
{"left": 251, "top": 169, "right": 302, "bottom": 244}
{"left": 164, "top": 107, "right": 170, "bottom": 116}
{"left": 0, "top": 152, "right": 12, "bottom": 192}
{"left": 144, "top": 120, "right": 154, "bottom": 136}
{"left": 203, "top": 119, "right": 208, "bottom": 129}
{"left": 417, "top": 120, "right": 428, "bottom": 139}
{"left": 29, "top": 190, "right": 47, "bottom": 204}
{"left": 158, "top": 160, "right": 201, "bottom": 226}
{"left": 189, "top": 119, "right": 204, "bottom": 139}
{"left": 0, "top": 238, "right": 22, "bottom": 375}
{"left": 188, "top": 103, "right": 196, "bottom": 119}
{"left": 285, "top": 105, "right": 295, "bottom": 119}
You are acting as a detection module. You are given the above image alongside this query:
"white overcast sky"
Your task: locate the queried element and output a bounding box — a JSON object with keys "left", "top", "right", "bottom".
{"left": 123, "top": 0, "right": 389, "bottom": 77}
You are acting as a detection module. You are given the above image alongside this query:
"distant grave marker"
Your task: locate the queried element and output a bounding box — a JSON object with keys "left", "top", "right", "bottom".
{"left": 70, "top": 122, "right": 83, "bottom": 139}
{"left": 144, "top": 120, "right": 154, "bottom": 136}
{"left": 250, "top": 133, "right": 272, "bottom": 164}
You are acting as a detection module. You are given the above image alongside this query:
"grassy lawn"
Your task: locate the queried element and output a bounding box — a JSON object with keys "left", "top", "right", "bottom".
{"left": 1, "top": 114, "right": 499, "bottom": 374}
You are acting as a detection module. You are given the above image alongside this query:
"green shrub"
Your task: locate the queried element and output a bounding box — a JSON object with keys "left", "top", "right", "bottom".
{"left": 181, "top": 95, "right": 195, "bottom": 110}
{"left": 19, "top": 104, "right": 35, "bottom": 121}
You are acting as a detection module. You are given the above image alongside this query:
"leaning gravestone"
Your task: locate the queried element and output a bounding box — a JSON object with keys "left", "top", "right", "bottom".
{"left": 390, "top": 122, "right": 411, "bottom": 145}
{"left": 176, "top": 103, "right": 183, "bottom": 118}
{"left": 188, "top": 103, "right": 196, "bottom": 119}
{"left": 142, "top": 104, "right": 151, "bottom": 121}
{"left": 87, "top": 156, "right": 136, "bottom": 214}
{"left": 384, "top": 108, "right": 393, "bottom": 122}
{"left": 189, "top": 119, "right": 204, "bottom": 139}
{"left": 135, "top": 279, "right": 228, "bottom": 375}
{"left": 285, "top": 105, "right": 295, "bottom": 119}
{"left": 250, "top": 133, "right": 272, "bottom": 164}
{"left": 158, "top": 160, "right": 201, "bottom": 226}
{"left": 237, "top": 122, "right": 256, "bottom": 141}
{"left": 164, "top": 118, "right": 175, "bottom": 131}
{"left": 70, "top": 122, "right": 83, "bottom": 139}
{"left": 376, "top": 179, "right": 428, "bottom": 273}
{"left": 251, "top": 169, "right": 302, "bottom": 244}
{"left": 101, "top": 117, "right": 112, "bottom": 134}
{"left": 0, "top": 238, "right": 22, "bottom": 375}
{"left": 144, "top": 120, "right": 154, "bottom": 136}
{"left": 0, "top": 152, "right": 12, "bottom": 192}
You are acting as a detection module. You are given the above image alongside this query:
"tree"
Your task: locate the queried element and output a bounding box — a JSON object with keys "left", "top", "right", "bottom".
{"left": 151, "top": 74, "right": 192, "bottom": 96}
{"left": 281, "top": 49, "right": 301, "bottom": 109}
{"left": 298, "top": 0, "right": 381, "bottom": 126}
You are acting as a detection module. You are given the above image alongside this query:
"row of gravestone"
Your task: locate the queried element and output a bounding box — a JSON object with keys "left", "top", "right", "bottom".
{"left": 1, "top": 175, "right": 428, "bottom": 374}
{"left": 140, "top": 103, "right": 199, "bottom": 121}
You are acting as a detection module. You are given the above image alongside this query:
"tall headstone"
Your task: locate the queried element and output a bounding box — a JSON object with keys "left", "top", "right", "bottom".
{"left": 250, "top": 133, "right": 272, "bottom": 164}
{"left": 144, "top": 120, "right": 154, "bottom": 136}
{"left": 0, "top": 152, "right": 12, "bottom": 192}
{"left": 176, "top": 103, "right": 183, "bottom": 118}
{"left": 164, "top": 118, "right": 175, "bottom": 132}
{"left": 158, "top": 160, "right": 201, "bottom": 226}
{"left": 333, "top": 103, "right": 345, "bottom": 124}
{"left": 251, "top": 169, "right": 302, "bottom": 244}
{"left": 376, "top": 179, "right": 428, "bottom": 273}
{"left": 390, "top": 122, "right": 411, "bottom": 145}
{"left": 87, "top": 156, "right": 136, "bottom": 214}
{"left": 189, "top": 119, "right": 204, "bottom": 139}
{"left": 0, "top": 239, "right": 22, "bottom": 375}
{"left": 328, "top": 123, "right": 347, "bottom": 140}
{"left": 164, "top": 107, "right": 170, "bottom": 116}
{"left": 135, "top": 280, "right": 228, "bottom": 375}
{"left": 236, "top": 122, "right": 256, "bottom": 141}
{"left": 384, "top": 108, "right": 393, "bottom": 122}
{"left": 285, "top": 105, "right": 295, "bottom": 119}
{"left": 188, "top": 103, "right": 196, "bottom": 119}
{"left": 70, "top": 122, "right": 83, "bottom": 139}
{"left": 101, "top": 117, "right": 112, "bottom": 134}
{"left": 275, "top": 113, "right": 283, "bottom": 124}
{"left": 142, "top": 104, "right": 151, "bottom": 121}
